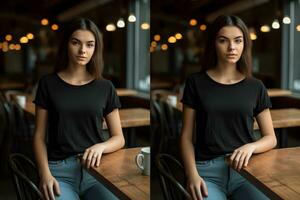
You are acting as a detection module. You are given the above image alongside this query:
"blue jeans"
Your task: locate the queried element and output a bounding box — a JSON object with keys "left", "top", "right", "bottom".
{"left": 48, "top": 156, "right": 119, "bottom": 200}
{"left": 196, "top": 155, "right": 270, "bottom": 200}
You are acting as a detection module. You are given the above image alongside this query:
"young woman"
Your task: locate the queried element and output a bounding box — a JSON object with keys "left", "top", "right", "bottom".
{"left": 33, "top": 18, "right": 124, "bottom": 200}
{"left": 180, "top": 15, "right": 277, "bottom": 200}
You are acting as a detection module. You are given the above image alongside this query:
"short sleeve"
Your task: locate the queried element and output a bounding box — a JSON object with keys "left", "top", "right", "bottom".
{"left": 103, "top": 81, "right": 121, "bottom": 117}
{"left": 33, "top": 76, "right": 50, "bottom": 110}
{"left": 253, "top": 81, "right": 272, "bottom": 116}
{"left": 181, "top": 76, "right": 198, "bottom": 109}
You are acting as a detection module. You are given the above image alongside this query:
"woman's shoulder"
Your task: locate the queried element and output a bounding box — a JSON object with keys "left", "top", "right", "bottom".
{"left": 186, "top": 71, "right": 206, "bottom": 82}
{"left": 246, "top": 76, "right": 266, "bottom": 87}
{"left": 94, "top": 78, "right": 116, "bottom": 89}
{"left": 37, "top": 73, "right": 57, "bottom": 84}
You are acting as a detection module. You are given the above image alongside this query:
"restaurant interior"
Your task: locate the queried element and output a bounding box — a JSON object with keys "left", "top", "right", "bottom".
{"left": 0, "top": 0, "right": 300, "bottom": 199}
{"left": 151, "top": 0, "right": 300, "bottom": 199}
{"left": 0, "top": 0, "right": 150, "bottom": 199}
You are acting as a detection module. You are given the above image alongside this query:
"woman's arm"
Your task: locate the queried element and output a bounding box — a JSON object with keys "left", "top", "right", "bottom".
{"left": 82, "top": 108, "right": 125, "bottom": 168}
{"left": 229, "top": 108, "right": 277, "bottom": 171}
{"left": 180, "top": 105, "right": 208, "bottom": 200}
{"left": 33, "top": 106, "right": 60, "bottom": 200}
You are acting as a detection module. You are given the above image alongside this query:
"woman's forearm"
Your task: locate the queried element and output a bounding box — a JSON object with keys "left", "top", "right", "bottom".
{"left": 180, "top": 135, "right": 199, "bottom": 178}
{"left": 252, "top": 134, "right": 277, "bottom": 154}
{"left": 33, "top": 134, "right": 51, "bottom": 177}
{"left": 101, "top": 134, "right": 125, "bottom": 153}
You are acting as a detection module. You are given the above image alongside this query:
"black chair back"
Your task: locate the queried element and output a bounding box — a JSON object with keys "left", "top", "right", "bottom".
{"left": 9, "top": 153, "right": 43, "bottom": 200}
{"left": 156, "top": 154, "right": 191, "bottom": 200}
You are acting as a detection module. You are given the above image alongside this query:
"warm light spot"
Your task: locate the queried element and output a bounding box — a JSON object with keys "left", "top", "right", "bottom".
{"left": 199, "top": 24, "right": 207, "bottom": 31}
{"left": 27, "top": 33, "right": 34, "bottom": 39}
{"left": 106, "top": 23, "right": 116, "bottom": 32}
{"left": 154, "top": 34, "right": 161, "bottom": 41}
{"left": 175, "top": 33, "right": 182, "bottom": 40}
{"left": 260, "top": 25, "right": 270, "bottom": 32}
{"left": 168, "top": 36, "right": 176, "bottom": 43}
{"left": 5, "top": 34, "right": 12, "bottom": 41}
{"left": 41, "top": 18, "right": 49, "bottom": 26}
{"left": 189, "top": 19, "right": 197, "bottom": 26}
{"left": 296, "top": 25, "right": 300, "bottom": 32}
{"left": 151, "top": 41, "right": 157, "bottom": 47}
{"left": 15, "top": 44, "right": 21, "bottom": 50}
{"left": 20, "top": 36, "right": 29, "bottom": 43}
{"left": 9, "top": 44, "right": 15, "bottom": 50}
{"left": 141, "top": 22, "right": 150, "bottom": 30}
{"left": 161, "top": 44, "right": 168, "bottom": 50}
{"left": 51, "top": 24, "right": 59, "bottom": 31}
{"left": 250, "top": 32, "right": 257, "bottom": 40}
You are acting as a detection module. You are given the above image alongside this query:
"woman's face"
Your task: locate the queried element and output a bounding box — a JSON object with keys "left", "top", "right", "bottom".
{"left": 215, "top": 25, "right": 244, "bottom": 65}
{"left": 68, "top": 29, "right": 96, "bottom": 66}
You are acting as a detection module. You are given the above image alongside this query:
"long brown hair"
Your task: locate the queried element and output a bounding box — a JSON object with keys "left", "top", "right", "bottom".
{"left": 54, "top": 18, "right": 104, "bottom": 79}
{"left": 201, "top": 15, "right": 252, "bottom": 77}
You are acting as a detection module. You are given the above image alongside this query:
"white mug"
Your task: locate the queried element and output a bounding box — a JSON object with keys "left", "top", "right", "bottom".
{"left": 167, "top": 95, "right": 177, "bottom": 107}
{"left": 15, "top": 95, "right": 26, "bottom": 108}
{"left": 135, "top": 147, "right": 150, "bottom": 176}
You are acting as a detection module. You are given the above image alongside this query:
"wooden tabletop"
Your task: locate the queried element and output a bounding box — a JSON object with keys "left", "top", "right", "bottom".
{"left": 116, "top": 88, "right": 138, "bottom": 96}
{"left": 88, "top": 147, "right": 150, "bottom": 200}
{"left": 267, "top": 88, "right": 292, "bottom": 97}
{"left": 0, "top": 81, "right": 26, "bottom": 90}
{"left": 238, "top": 147, "right": 300, "bottom": 200}
{"left": 254, "top": 108, "right": 300, "bottom": 130}
{"left": 103, "top": 108, "right": 150, "bottom": 129}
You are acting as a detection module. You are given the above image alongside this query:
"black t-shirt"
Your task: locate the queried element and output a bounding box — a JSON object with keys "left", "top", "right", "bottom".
{"left": 181, "top": 71, "right": 272, "bottom": 161}
{"left": 33, "top": 73, "right": 121, "bottom": 160}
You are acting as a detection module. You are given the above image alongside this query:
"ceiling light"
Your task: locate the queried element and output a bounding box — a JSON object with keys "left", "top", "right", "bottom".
{"left": 117, "top": 18, "right": 125, "bottom": 28}
{"left": 283, "top": 16, "right": 291, "bottom": 24}
{"left": 272, "top": 19, "right": 280, "bottom": 29}
{"left": 128, "top": 14, "right": 136, "bottom": 22}
{"left": 106, "top": 23, "right": 116, "bottom": 32}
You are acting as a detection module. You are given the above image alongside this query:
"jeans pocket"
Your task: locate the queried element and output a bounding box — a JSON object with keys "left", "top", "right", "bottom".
{"left": 196, "top": 160, "right": 211, "bottom": 167}
{"left": 48, "top": 160, "right": 65, "bottom": 167}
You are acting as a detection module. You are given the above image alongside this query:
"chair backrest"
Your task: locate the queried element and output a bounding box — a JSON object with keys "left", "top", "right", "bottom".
{"left": 9, "top": 153, "right": 43, "bottom": 200}
{"left": 155, "top": 154, "right": 191, "bottom": 200}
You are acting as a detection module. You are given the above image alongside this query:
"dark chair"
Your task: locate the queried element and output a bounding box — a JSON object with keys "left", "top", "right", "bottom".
{"left": 156, "top": 153, "right": 191, "bottom": 200}
{"left": 9, "top": 153, "right": 43, "bottom": 200}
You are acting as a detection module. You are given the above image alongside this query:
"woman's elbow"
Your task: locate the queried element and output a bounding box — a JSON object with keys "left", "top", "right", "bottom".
{"left": 272, "top": 135, "right": 277, "bottom": 148}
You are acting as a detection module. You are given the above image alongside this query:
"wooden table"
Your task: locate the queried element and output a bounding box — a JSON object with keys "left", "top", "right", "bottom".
{"left": 254, "top": 108, "right": 300, "bottom": 130}
{"left": 116, "top": 88, "right": 138, "bottom": 96}
{"left": 238, "top": 147, "right": 300, "bottom": 200}
{"left": 0, "top": 81, "right": 26, "bottom": 90}
{"left": 88, "top": 147, "right": 150, "bottom": 200}
{"left": 103, "top": 108, "right": 150, "bottom": 129}
{"left": 267, "top": 88, "right": 292, "bottom": 97}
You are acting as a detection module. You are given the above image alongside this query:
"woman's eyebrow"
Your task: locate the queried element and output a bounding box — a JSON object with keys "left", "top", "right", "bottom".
{"left": 217, "top": 36, "right": 243, "bottom": 39}
{"left": 70, "top": 37, "right": 95, "bottom": 43}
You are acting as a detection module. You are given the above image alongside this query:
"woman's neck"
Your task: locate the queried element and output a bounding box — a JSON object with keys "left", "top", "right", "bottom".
{"left": 58, "top": 64, "right": 93, "bottom": 85}
{"left": 207, "top": 63, "right": 244, "bottom": 84}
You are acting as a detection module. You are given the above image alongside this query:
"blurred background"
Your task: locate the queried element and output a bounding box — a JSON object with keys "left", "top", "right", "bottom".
{"left": 150, "top": 0, "right": 300, "bottom": 199}
{"left": 0, "top": 0, "right": 150, "bottom": 199}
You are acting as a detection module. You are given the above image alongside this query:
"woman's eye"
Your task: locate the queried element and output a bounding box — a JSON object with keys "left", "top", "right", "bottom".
{"left": 71, "top": 41, "right": 79, "bottom": 45}
{"left": 218, "top": 39, "right": 226, "bottom": 43}
{"left": 87, "top": 44, "right": 94, "bottom": 48}
{"left": 235, "top": 39, "right": 242, "bottom": 44}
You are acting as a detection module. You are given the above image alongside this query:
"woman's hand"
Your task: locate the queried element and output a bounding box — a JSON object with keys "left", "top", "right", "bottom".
{"left": 40, "top": 173, "right": 60, "bottom": 200}
{"left": 229, "top": 143, "right": 256, "bottom": 171}
{"left": 186, "top": 175, "right": 208, "bottom": 200}
{"left": 82, "top": 143, "right": 106, "bottom": 169}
